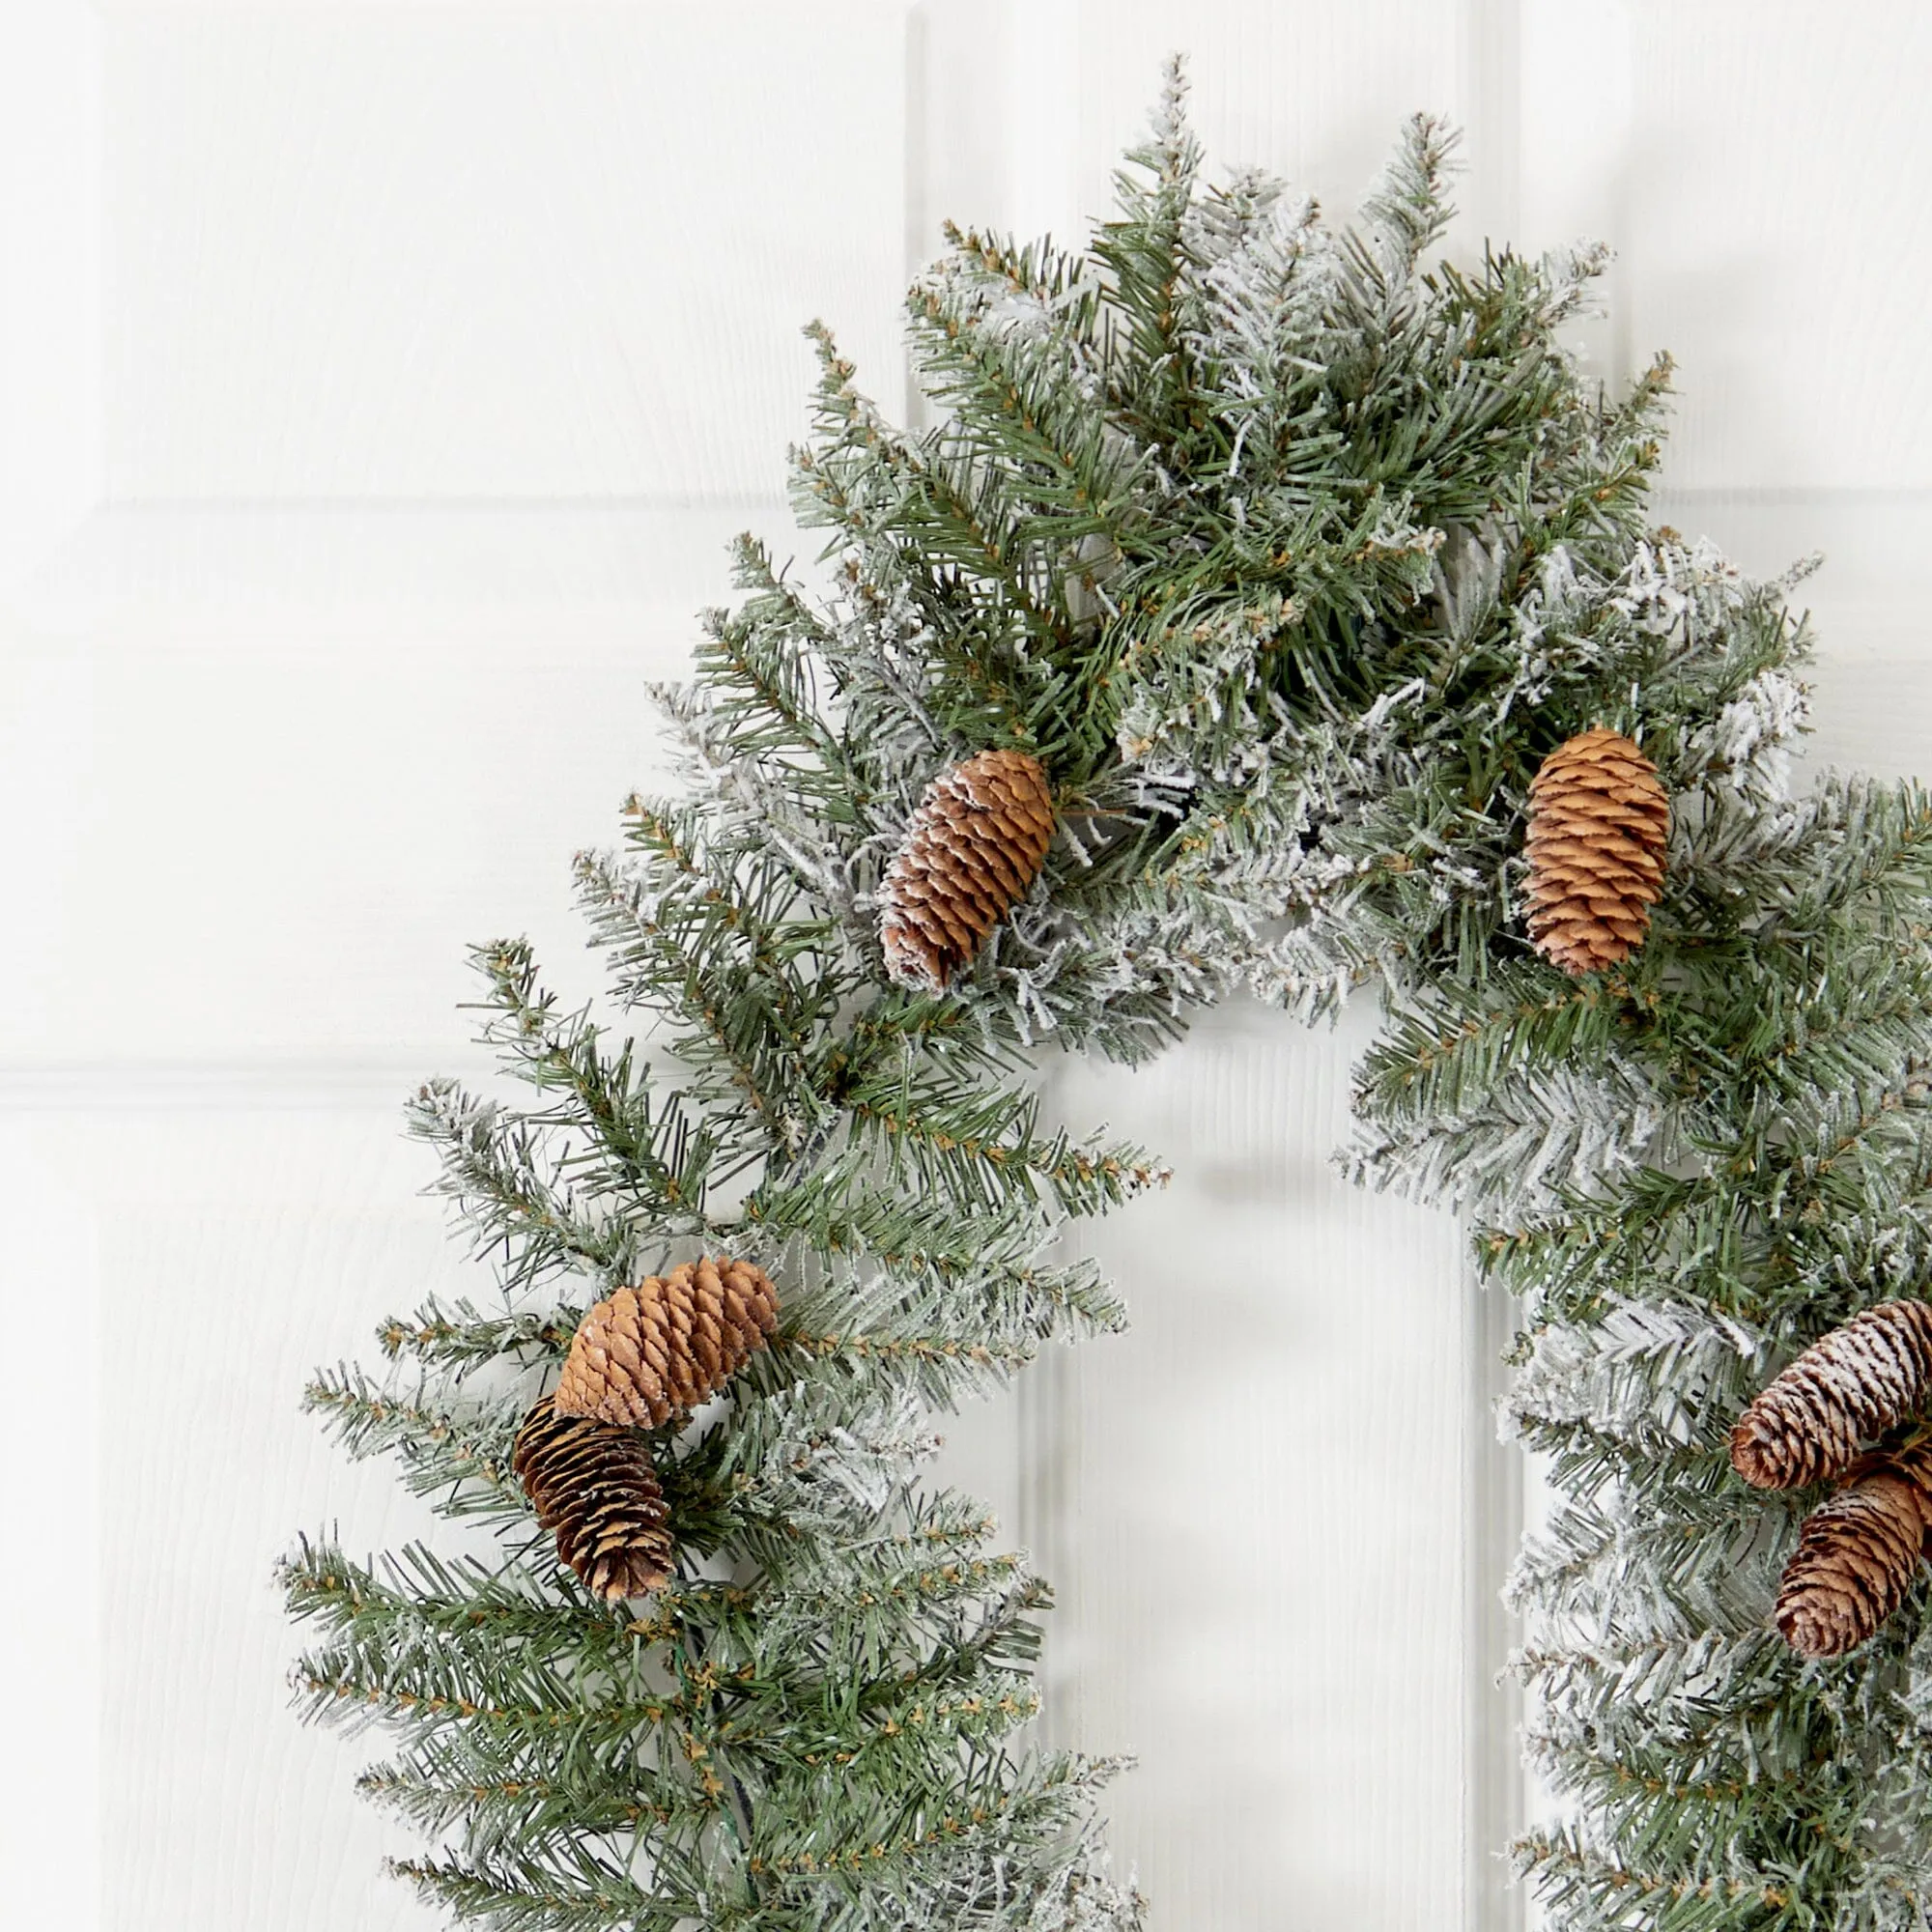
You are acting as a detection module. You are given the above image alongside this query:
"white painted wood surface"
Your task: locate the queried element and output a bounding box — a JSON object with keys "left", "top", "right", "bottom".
{"left": 6, "top": 5, "right": 1932, "bottom": 1930}
{"left": 1037, "top": 1001, "right": 1476, "bottom": 1927}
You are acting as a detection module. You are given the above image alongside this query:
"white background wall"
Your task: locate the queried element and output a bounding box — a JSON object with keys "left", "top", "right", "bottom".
{"left": 4, "top": 4, "right": 1930, "bottom": 1929}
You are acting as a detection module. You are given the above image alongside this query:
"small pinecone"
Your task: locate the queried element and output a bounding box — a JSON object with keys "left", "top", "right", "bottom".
{"left": 1730, "top": 1300, "right": 1932, "bottom": 1490}
{"left": 1523, "top": 727, "right": 1670, "bottom": 974}
{"left": 878, "top": 749, "right": 1056, "bottom": 991}
{"left": 511, "top": 1394, "right": 674, "bottom": 1601}
{"left": 554, "top": 1258, "right": 780, "bottom": 1429}
{"left": 1774, "top": 1444, "right": 1932, "bottom": 1658}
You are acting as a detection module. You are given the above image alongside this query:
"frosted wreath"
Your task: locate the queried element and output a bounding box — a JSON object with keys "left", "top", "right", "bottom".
{"left": 286, "top": 67, "right": 1932, "bottom": 1931}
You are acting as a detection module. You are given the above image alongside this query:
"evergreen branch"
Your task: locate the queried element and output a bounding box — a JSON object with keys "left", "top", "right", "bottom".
{"left": 688, "top": 536, "right": 849, "bottom": 792}
{"left": 1531, "top": 1735, "right": 1862, "bottom": 1875}
{"left": 743, "top": 1179, "right": 1128, "bottom": 1343}
{"left": 1514, "top": 1828, "right": 1798, "bottom": 1925}
{"left": 376, "top": 1298, "right": 582, "bottom": 1374}
{"left": 776, "top": 1325, "right": 1034, "bottom": 1383}
{"left": 408, "top": 1078, "right": 634, "bottom": 1293}
{"left": 358, "top": 1754, "right": 705, "bottom": 1854}
{"left": 573, "top": 845, "right": 835, "bottom": 1161}
{"left": 835, "top": 1086, "right": 1169, "bottom": 1219}
{"left": 1093, "top": 55, "right": 1208, "bottom": 453}
{"left": 1358, "top": 970, "right": 1652, "bottom": 1126}
{"left": 391, "top": 1847, "right": 704, "bottom": 1932}
{"left": 293, "top": 1653, "right": 690, "bottom": 1747}
{"left": 469, "top": 939, "right": 726, "bottom": 1213}
{"left": 281, "top": 1539, "right": 626, "bottom": 1661}
{"left": 301, "top": 1368, "right": 526, "bottom": 1519}
{"left": 795, "top": 325, "right": 1076, "bottom": 701}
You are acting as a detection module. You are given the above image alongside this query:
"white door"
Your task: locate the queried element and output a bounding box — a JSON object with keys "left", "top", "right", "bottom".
{"left": 6, "top": 6, "right": 1928, "bottom": 1930}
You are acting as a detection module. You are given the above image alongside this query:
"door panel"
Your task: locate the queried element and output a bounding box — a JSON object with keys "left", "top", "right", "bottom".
{"left": 12, "top": 6, "right": 1924, "bottom": 1931}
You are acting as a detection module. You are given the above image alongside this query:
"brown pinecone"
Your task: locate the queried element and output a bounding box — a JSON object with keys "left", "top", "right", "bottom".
{"left": 511, "top": 1394, "right": 674, "bottom": 1601}
{"left": 1774, "top": 1443, "right": 1932, "bottom": 1657}
{"left": 878, "top": 748, "right": 1056, "bottom": 991}
{"left": 554, "top": 1258, "right": 780, "bottom": 1429}
{"left": 1730, "top": 1300, "right": 1932, "bottom": 1490}
{"left": 1522, "top": 727, "right": 1670, "bottom": 974}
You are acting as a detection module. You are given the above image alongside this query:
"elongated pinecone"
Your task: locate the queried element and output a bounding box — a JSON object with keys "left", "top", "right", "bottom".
{"left": 554, "top": 1258, "right": 780, "bottom": 1429}
{"left": 1774, "top": 1443, "right": 1932, "bottom": 1657}
{"left": 511, "top": 1394, "right": 674, "bottom": 1601}
{"left": 878, "top": 748, "right": 1056, "bottom": 991}
{"left": 1730, "top": 1299, "right": 1932, "bottom": 1490}
{"left": 1523, "top": 727, "right": 1670, "bottom": 974}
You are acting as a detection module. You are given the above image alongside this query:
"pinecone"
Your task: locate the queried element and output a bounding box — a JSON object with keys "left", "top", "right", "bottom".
{"left": 1774, "top": 1443, "right": 1932, "bottom": 1658}
{"left": 511, "top": 1394, "right": 674, "bottom": 1601}
{"left": 554, "top": 1258, "right": 780, "bottom": 1430}
{"left": 1522, "top": 727, "right": 1670, "bottom": 974}
{"left": 1730, "top": 1300, "right": 1932, "bottom": 1490}
{"left": 878, "top": 748, "right": 1056, "bottom": 991}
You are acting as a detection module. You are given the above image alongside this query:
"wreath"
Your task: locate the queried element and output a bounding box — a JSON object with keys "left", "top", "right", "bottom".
{"left": 286, "top": 65, "right": 1932, "bottom": 1930}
